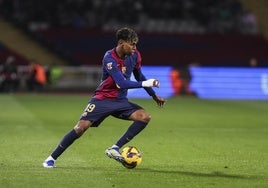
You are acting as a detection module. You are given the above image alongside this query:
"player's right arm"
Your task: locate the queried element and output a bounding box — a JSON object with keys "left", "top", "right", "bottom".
{"left": 105, "top": 61, "right": 158, "bottom": 89}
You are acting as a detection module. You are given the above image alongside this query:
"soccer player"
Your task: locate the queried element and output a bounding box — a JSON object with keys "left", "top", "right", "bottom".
{"left": 43, "top": 27, "right": 166, "bottom": 168}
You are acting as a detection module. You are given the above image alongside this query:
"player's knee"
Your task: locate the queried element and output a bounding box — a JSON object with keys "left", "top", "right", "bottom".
{"left": 138, "top": 111, "right": 151, "bottom": 123}
{"left": 74, "top": 121, "right": 91, "bottom": 135}
{"left": 137, "top": 113, "right": 151, "bottom": 123}
{"left": 74, "top": 126, "right": 86, "bottom": 136}
{"left": 131, "top": 110, "right": 151, "bottom": 123}
{"left": 143, "top": 114, "right": 151, "bottom": 123}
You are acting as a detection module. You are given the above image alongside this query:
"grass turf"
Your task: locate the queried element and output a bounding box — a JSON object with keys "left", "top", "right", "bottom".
{"left": 0, "top": 94, "right": 267, "bottom": 188}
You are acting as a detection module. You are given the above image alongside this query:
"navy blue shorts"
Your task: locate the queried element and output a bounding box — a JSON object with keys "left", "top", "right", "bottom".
{"left": 79, "top": 98, "right": 143, "bottom": 127}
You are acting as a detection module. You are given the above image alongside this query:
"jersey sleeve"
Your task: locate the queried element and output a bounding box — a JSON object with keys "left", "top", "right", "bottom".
{"left": 104, "top": 59, "right": 142, "bottom": 89}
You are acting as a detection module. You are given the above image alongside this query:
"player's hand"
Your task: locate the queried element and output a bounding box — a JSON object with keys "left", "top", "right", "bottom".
{"left": 152, "top": 94, "right": 166, "bottom": 108}
{"left": 142, "top": 79, "right": 160, "bottom": 87}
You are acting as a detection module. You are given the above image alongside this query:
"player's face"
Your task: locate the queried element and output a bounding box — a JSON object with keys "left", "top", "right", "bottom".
{"left": 123, "top": 39, "right": 138, "bottom": 55}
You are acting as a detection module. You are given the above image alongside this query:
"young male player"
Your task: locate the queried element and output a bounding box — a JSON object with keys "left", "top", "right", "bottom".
{"left": 43, "top": 27, "right": 166, "bottom": 168}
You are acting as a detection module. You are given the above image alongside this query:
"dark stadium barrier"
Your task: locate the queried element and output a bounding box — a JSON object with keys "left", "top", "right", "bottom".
{"left": 36, "top": 29, "right": 268, "bottom": 67}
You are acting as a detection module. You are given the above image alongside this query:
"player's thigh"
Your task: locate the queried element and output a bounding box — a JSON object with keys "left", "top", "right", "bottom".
{"left": 111, "top": 100, "right": 143, "bottom": 120}
{"left": 80, "top": 99, "right": 115, "bottom": 127}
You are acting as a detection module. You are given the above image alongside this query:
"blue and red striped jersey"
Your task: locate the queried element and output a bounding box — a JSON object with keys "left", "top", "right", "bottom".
{"left": 93, "top": 48, "right": 155, "bottom": 99}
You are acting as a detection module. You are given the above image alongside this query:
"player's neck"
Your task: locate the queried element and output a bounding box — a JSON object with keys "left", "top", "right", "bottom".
{"left": 115, "top": 47, "right": 127, "bottom": 59}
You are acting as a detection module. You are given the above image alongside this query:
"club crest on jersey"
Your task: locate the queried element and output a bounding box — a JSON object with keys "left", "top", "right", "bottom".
{"left": 107, "top": 62, "right": 113, "bottom": 70}
{"left": 122, "top": 66, "right": 126, "bottom": 74}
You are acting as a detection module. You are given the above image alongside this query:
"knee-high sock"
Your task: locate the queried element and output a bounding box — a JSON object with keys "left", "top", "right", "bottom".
{"left": 115, "top": 121, "right": 148, "bottom": 148}
{"left": 51, "top": 129, "right": 80, "bottom": 160}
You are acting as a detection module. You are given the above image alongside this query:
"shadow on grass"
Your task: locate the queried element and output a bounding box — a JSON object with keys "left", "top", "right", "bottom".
{"left": 57, "top": 166, "right": 258, "bottom": 180}
{"left": 137, "top": 168, "right": 256, "bottom": 180}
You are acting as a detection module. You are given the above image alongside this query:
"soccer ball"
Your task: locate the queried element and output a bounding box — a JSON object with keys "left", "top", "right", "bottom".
{"left": 121, "top": 146, "right": 142, "bottom": 169}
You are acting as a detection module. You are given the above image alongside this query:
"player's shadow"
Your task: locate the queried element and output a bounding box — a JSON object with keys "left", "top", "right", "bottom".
{"left": 137, "top": 168, "right": 257, "bottom": 180}
{"left": 58, "top": 166, "right": 258, "bottom": 180}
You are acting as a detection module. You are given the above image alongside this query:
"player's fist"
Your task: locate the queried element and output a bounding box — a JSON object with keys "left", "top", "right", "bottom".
{"left": 142, "top": 79, "right": 160, "bottom": 87}
{"left": 153, "top": 79, "right": 160, "bottom": 87}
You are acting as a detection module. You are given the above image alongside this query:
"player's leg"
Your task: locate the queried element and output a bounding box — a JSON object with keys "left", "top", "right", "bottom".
{"left": 43, "top": 120, "right": 92, "bottom": 168}
{"left": 43, "top": 99, "right": 111, "bottom": 168}
{"left": 105, "top": 99, "right": 151, "bottom": 161}
{"left": 51, "top": 120, "right": 92, "bottom": 159}
{"left": 114, "top": 109, "right": 150, "bottom": 148}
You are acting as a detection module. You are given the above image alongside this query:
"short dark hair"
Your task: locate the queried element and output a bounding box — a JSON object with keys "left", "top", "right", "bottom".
{"left": 116, "top": 27, "right": 138, "bottom": 43}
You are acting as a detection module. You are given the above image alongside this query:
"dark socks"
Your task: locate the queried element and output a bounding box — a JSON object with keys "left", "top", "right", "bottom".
{"left": 115, "top": 121, "right": 148, "bottom": 148}
{"left": 51, "top": 129, "right": 80, "bottom": 160}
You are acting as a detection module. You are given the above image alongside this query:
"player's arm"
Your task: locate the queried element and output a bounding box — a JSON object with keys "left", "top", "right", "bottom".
{"left": 111, "top": 71, "right": 142, "bottom": 89}
{"left": 106, "top": 61, "right": 158, "bottom": 89}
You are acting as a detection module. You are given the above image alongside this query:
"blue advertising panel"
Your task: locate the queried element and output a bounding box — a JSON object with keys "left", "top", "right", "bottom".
{"left": 128, "top": 66, "right": 174, "bottom": 98}
{"left": 189, "top": 67, "right": 268, "bottom": 99}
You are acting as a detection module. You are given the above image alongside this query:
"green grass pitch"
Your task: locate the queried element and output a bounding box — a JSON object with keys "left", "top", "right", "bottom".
{"left": 0, "top": 94, "right": 268, "bottom": 188}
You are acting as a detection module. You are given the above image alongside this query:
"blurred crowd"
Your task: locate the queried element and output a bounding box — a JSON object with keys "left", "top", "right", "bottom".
{"left": 0, "top": 56, "right": 48, "bottom": 93}
{"left": 0, "top": 1, "right": 263, "bottom": 95}
{"left": 0, "top": 0, "right": 258, "bottom": 34}
{"left": 0, "top": 56, "right": 19, "bottom": 93}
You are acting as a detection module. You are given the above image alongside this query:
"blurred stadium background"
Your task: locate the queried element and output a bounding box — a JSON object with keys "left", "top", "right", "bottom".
{"left": 0, "top": 0, "right": 268, "bottom": 99}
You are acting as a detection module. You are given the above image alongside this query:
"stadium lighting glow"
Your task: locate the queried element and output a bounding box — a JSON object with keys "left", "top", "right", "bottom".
{"left": 190, "top": 67, "right": 268, "bottom": 99}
